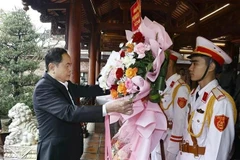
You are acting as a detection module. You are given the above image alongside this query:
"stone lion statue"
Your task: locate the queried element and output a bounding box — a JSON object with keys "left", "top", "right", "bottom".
{"left": 4, "top": 103, "right": 39, "bottom": 146}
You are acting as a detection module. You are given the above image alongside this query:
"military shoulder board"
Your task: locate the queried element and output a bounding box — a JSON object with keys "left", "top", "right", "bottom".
{"left": 211, "top": 87, "right": 226, "bottom": 101}
{"left": 177, "top": 79, "right": 186, "bottom": 85}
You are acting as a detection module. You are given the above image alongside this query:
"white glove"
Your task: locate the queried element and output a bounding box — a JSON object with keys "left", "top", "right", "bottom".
{"left": 166, "top": 151, "right": 177, "bottom": 160}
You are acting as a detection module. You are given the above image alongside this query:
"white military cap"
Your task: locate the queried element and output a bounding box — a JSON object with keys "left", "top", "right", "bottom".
{"left": 169, "top": 50, "right": 183, "bottom": 61}
{"left": 190, "top": 36, "right": 232, "bottom": 65}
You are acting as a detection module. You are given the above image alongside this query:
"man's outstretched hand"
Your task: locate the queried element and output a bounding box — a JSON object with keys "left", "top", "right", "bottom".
{"left": 105, "top": 98, "right": 133, "bottom": 115}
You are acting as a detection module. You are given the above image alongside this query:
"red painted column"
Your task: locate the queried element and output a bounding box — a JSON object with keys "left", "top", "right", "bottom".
{"left": 95, "top": 31, "right": 101, "bottom": 80}
{"left": 67, "top": 0, "right": 81, "bottom": 84}
{"left": 95, "top": 48, "right": 101, "bottom": 79}
{"left": 88, "top": 25, "right": 97, "bottom": 85}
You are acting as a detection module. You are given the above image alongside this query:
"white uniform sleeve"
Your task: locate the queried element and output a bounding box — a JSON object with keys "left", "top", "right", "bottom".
{"left": 167, "top": 85, "right": 189, "bottom": 155}
{"left": 203, "top": 98, "right": 235, "bottom": 160}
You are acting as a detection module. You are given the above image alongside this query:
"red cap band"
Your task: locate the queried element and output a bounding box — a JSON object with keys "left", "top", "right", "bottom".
{"left": 194, "top": 46, "right": 225, "bottom": 66}
{"left": 169, "top": 54, "right": 178, "bottom": 61}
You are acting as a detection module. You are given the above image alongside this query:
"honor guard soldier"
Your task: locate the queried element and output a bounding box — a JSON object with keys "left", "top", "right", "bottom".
{"left": 152, "top": 50, "right": 190, "bottom": 160}
{"left": 177, "top": 36, "right": 237, "bottom": 160}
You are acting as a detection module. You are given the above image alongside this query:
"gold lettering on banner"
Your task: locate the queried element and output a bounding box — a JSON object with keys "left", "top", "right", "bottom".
{"left": 133, "top": 5, "right": 140, "bottom": 13}
{"left": 131, "top": 0, "right": 141, "bottom": 31}
{"left": 134, "top": 19, "right": 141, "bottom": 26}
{"left": 132, "top": 12, "right": 140, "bottom": 21}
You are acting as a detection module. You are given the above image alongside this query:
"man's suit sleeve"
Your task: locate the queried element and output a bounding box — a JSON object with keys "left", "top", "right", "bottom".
{"left": 34, "top": 82, "right": 104, "bottom": 123}
{"left": 69, "top": 82, "right": 110, "bottom": 97}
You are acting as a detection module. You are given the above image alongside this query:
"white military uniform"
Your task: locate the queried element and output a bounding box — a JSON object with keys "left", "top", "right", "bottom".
{"left": 151, "top": 73, "right": 190, "bottom": 160}
{"left": 177, "top": 80, "right": 236, "bottom": 160}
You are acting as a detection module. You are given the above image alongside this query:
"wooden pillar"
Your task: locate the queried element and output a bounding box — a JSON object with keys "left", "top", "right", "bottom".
{"left": 95, "top": 31, "right": 101, "bottom": 79}
{"left": 96, "top": 47, "right": 101, "bottom": 79}
{"left": 64, "top": 6, "right": 70, "bottom": 49}
{"left": 67, "top": 0, "right": 81, "bottom": 84}
{"left": 88, "top": 25, "right": 97, "bottom": 85}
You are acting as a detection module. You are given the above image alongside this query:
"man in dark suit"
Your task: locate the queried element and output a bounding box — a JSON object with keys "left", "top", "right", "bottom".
{"left": 33, "top": 48, "right": 133, "bottom": 160}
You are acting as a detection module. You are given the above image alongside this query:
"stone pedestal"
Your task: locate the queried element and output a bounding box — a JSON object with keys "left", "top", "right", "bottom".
{"left": 4, "top": 145, "right": 37, "bottom": 160}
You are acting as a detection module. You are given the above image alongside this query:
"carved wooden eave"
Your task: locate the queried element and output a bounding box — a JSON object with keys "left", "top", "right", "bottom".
{"left": 22, "top": 0, "right": 240, "bottom": 52}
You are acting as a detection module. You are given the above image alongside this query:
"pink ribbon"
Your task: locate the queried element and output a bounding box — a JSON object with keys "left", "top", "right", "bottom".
{"left": 105, "top": 115, "right": 113, "bottom": 160}
{"left": 105, "top": 77, "right": 167, "bottom": 160}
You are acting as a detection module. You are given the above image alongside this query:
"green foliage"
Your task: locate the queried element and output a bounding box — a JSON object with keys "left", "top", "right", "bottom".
{"left": 0, "top": 9, "right": 43, "bottom": 115}
{"left": 129, "top": 49, "right": 168, "bottom": 103}
{"left": 149, "top": 50, "right": 170, "bottom": 103}
{"left": 130, "top": 50, "right": 154, "bottom": 78}
{"left": 155, "top": 50, "right": 170, "bottom": 91}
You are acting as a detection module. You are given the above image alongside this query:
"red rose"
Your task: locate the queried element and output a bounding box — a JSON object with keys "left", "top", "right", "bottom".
{"left": 111, "top": 84, "right": 118, "bottom": 90}
{"left": 120, "top": 51, "right": 125, "bottom": 57}
{"left": 132, "top": 31, "right": 145, "bottom": 43}
{"left": 116, "top": 68, "right": 124, "bottom": 79}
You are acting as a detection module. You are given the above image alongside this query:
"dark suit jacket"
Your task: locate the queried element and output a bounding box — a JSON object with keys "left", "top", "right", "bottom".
{"left": 33, "top": 73, "right": 109, "bottom": 160}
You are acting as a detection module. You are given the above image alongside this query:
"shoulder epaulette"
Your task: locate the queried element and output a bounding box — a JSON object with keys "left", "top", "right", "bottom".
{"left": 177, "top": 78, "right": 186, "bottom": 85}
{"left": 211, "top": 87, "right": 226, "bottom": 101}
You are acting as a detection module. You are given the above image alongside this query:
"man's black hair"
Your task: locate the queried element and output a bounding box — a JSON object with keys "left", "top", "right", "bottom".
{"left": 45, "top": 48, "right": 68, "bottom": 72}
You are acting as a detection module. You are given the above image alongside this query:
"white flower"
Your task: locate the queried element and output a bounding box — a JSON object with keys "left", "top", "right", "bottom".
{"left": 122, "top": 55, "right": 136, "bottom": 68}
{"left": 100, "top": 65, "right": 111, "bottom": 76}
{"left": 119, "top": 42, "right": 125, "bottom": 48}
{"left": 98, "top": 76, "right": 109, "bottom": 90}
{"left": 105, "top": 51, "right": 120, "bottom": 66}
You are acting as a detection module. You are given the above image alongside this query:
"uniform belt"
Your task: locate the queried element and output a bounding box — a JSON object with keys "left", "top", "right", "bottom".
{"left": 167, "top": 120, "right": 173, "bottom": 129}
{"left": 179, "top": 142, "right": 205, "bottom": 156}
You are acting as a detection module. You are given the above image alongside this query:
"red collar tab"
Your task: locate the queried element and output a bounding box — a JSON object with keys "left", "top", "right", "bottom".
{"left": 170, "top": 81, "right": 175, "bottom": 88}
{"left": 202, "top": 92, "right": 209, "bottom": 102}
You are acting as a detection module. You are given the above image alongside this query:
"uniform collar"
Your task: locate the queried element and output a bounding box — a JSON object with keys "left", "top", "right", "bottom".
{"left": 196, "top": 79, "right": 219, "bottom": 102}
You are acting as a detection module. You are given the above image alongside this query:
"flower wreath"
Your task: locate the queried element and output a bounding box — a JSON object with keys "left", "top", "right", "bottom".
{"left": 99, "top": 16, "right": 173, "bottom": 160}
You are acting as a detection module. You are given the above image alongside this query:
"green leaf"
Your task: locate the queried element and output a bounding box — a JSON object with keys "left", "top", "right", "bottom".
{"left": 154, "top": 50, "right": 170, "bottom": 91}
{"left": 149, "top": 88, "right": 161, "bottom": 103}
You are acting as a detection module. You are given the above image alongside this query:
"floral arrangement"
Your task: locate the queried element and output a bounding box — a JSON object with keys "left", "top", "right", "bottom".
{"left": 99, "top": 32, "right": 154, "bottom": 100}
{"left": 99, "top": 18, "right": 172, "bottom": 103}
{"left": 99, "top": 16, "right": 172, "bottom": 160}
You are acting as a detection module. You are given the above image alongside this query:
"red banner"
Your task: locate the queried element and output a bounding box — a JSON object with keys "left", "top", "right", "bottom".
{"left": 130, "top": 0, "right": 141, "bottom": 31}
